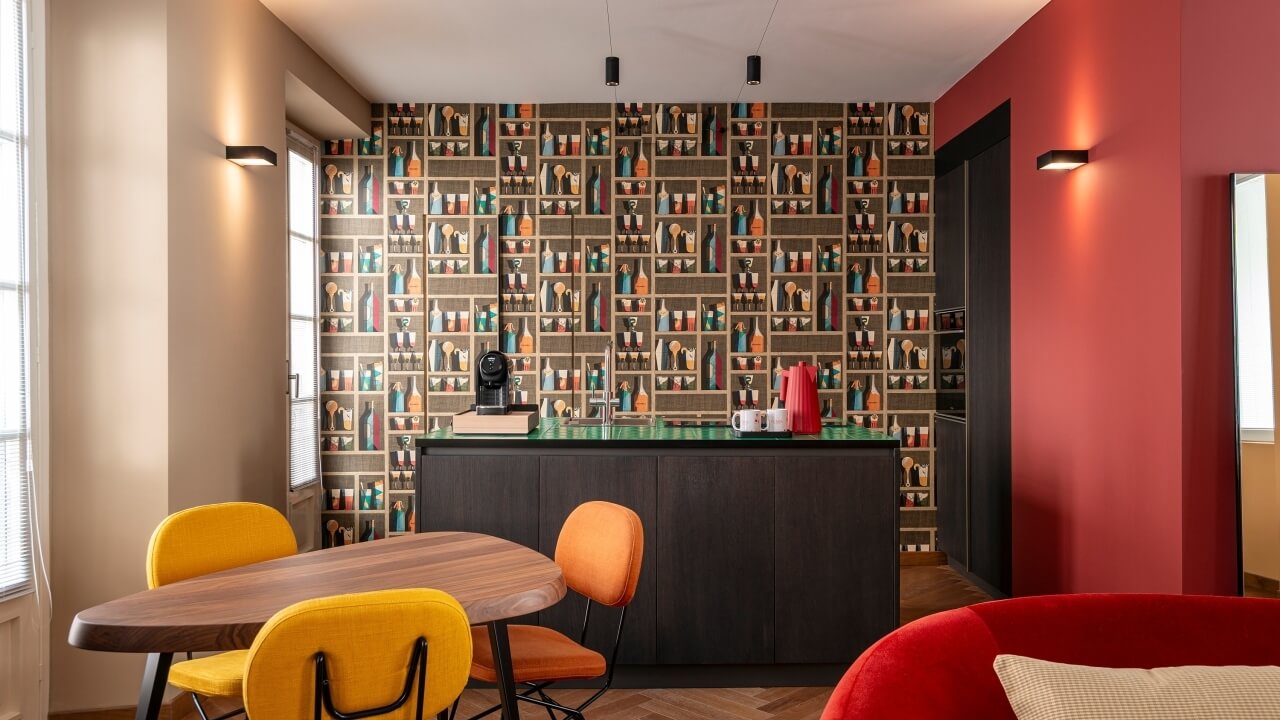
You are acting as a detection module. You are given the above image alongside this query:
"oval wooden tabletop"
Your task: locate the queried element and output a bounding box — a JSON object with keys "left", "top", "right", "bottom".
{"left": 69, "top": 532, "right": 566, "bottom": 653}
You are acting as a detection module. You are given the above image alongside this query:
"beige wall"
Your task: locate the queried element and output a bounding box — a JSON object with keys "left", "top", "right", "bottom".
{"left": 47, "top": 0, "right": 367, "bottom": 710}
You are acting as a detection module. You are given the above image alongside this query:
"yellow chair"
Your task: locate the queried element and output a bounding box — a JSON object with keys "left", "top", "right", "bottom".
{"left": 458, "top": 500, "right": 644, "bottom": 720}
{"left": 147, "top": 502, "right": 298, "bottom": 720}
{"left": 242, "top": 589, "right": 472, "bottom": 720}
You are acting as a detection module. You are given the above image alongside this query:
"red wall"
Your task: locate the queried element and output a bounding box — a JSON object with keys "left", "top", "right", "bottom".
{"left": 1179, "top": 0, "right": 1280, "bottom": 595}
{"left": 935, "top": 0, "right": 1240, "bottom": 595}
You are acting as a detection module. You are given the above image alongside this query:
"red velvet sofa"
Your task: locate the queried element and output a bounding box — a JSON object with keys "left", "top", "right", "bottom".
{"left": 821, "top": 593, "right": 1280, "bottom": 719}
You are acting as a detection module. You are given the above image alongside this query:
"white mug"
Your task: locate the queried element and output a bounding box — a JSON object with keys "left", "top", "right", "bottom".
{"left": 765, "top": 408, "right": 789, "bottom": 432}
{"left": 732, "top": 409, "right": 763, "bottom": 433}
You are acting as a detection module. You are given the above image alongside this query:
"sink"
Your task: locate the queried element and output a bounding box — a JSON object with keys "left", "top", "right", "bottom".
{"left": 563, "top": 416, "right": 657, "bottom": 427}
{"left": 665, "top": 418, "right": 730, "bottom": 428}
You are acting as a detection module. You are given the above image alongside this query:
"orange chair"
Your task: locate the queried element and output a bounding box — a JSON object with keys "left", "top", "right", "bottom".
{"left": 453, "top": 501, "right": 644, "bottom": 720}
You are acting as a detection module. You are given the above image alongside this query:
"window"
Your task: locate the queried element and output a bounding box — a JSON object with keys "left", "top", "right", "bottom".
{"left": 0, "top": 0, "right": 29, "bottom": 600}
{"left": 1234, "top": 174, "right": 1274, "bottom": 442}
{"left": 288, "top": 138, "right": 320, "bottom": 490}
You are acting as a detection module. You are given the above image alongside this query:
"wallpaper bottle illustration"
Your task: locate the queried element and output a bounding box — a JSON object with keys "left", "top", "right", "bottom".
{"left": 617, "top": 146, "right": 633, "bottom": 178}
{"left": 389, "top": 382, "right": 405, "bottom": 412}
{"left": 588, "top": 165, "right": 603, "bottom": 214}
{"left": 849, "top": 379, "right": 864, "bottom": 411}
{"left": 500, "top": 206, "right": 517, "bottom": 236}
{"left": 517, "top": 200, "right": 534, "bottom": 236}
{"left": 501, "top": 322, "right": 517, "bottom": 353}
{"left": 848, "top": 261, "right": 864, "bottom": 293}
{"left": 359, "top": 164, "right": 378, "bottom": 214}
{"left": 517, "top": 317, "right": 535, "bottom": 354}
{"left": 749, "top": 200, "right": 765, "bottom": 236}
{"left": 406, "top": 376, "right": 423, "bottom": 413}
{"left": 428, "top": 298, "right": 443, "bottom": 332}
{"left": 634, "top": 375, "right": 650, "bottom": 412}
{"left": 866, "top": 375, "right": 882, "bottom": 411}
{"left": 634, "top": 258, "right": 650, "bottom": 295}
{"left": 772, "top": 123, "right": 786, "bottom": 155}
{"left": 866, "top": 257, "right": 881, "bottom": 294}
{"left": 541, "top": 240, "right": 555, "bottom": 272}
{"left": 359, "top": 401, "right": 380, "bottom": 451}
{"left": 617, "top": 381, "right": 633, "bottom": 412}
{"left": 476, "top": 106, "right": 492, "bottom": 156}
{"left": 389, "top": 263, "right": 405, "bottom": 294}
{"left": 406, "top": 258, "right": 423, "bottom": 295}
{"left": 477, "top": 224, "right": 493, "bottom": 274}
{"left": 541, "top": 125, "right": 555, "bottom": 155}
{"left": 819, "top": 281, "right": 835, "bottom": 331}
{"left": 889, "top": 414, "right": 902, "bottom": 442}
{"left": 867, "top": 145, "right": 881, "bottom": 177}
{"left": 772, "top": 356, "right": 784, "bottom": 391}
{"left": 749, "top": 316, "right": 765, "bottom": 353}
{"left": 391, "top": 500, "right": 407, "bottom": 533}
{"left": 390, "top": 146, "right": 406, "bottom": 177}
{"left": 541, "top": 357, "right": 555, "bottom": 390}
{"left": 772, "top": 239, "right": 786, "bottom": 272}
{"left": 889, "top": 182, "right": 904, "bottom": 214}
{"left": 818, "top": 164, "right": 835, "bottom": 214}
{"left": 587, "top": 282, "right": 603, "bottom": 332}
{"left": 704, "top": 340, "right": 720, "bottom": 390}
{"left": 360, "top": 520, "right": 377, "bottom": 543}
{"left": 704, "top": 223, "right": 720, "bottom": 272}
{"left": 617, "top": 263, "right": 632, "bottom": 294}
{"left": 634, "top": 143, "right": 650, "bottom": 177}
{"left": 732, "top": 321, "right": 747, "bottom": 352}
{"left": 656, "top": 298, "right": 670, "bottom": 331}
{"left": 732, "top": 205, "right": 748, "bottom": 235}
{"left": 849, "top": 145, "right": 865, "bottom": 177}
{"left": 428, "top": 181, "right": 444, "bottom": 214}
{"left": 702, "top": 104, "right": 721, "bottom": 156}
{"left": 406, "top": 142, "right": 421, "bottom": 177}
{"left": 359, "top": 283, "right": 380, "bottom": 333}
{"left": 656, "top": 181, "right": 671, "bottom": 214}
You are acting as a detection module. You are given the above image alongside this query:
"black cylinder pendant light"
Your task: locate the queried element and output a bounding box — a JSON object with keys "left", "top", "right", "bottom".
{"left": 605, "top": 56, "right": 620, "bottom": 86}
{"left": 747, "top": 55, "right": 762, "bottom": 85}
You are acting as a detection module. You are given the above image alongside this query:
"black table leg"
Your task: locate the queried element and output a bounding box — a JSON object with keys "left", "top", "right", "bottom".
{"left": 134, "top": 652, "right": 172, "bottom": 720}
{"left": 487, "top": 620, "right": 519, "bottom": 720}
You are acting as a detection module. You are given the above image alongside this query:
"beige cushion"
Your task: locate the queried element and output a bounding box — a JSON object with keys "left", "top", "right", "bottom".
{"left": 993, "top": 654, "right": 1280, "bottom": 719}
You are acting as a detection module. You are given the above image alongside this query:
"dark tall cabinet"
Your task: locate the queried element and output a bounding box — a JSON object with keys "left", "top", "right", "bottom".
{"left": 934, "top": 103, "right": 1012, "bottom": 597}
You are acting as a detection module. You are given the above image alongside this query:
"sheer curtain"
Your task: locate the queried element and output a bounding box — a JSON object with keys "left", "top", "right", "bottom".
{"left": 0, "top": 0, "right": 31, "bottom": 601}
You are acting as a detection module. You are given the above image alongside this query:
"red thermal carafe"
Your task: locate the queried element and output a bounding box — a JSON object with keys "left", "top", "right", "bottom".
{"left": 779, "top": 362, "right": 822, "bottom": 433}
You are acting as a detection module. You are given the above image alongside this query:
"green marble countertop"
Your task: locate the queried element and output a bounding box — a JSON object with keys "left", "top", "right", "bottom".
{"left": 417, "top": 418, "right": 899, "bottom": 450}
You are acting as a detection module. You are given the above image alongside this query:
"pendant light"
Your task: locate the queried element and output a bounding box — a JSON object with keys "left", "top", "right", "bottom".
{"left": 744, "top": 0, "right": 779, "bottom": 87}
{"left": 606, "top": 56, "right": 620, "bottom": 86}
{"left": 604, "top": 0, "right": 619, "bottom": 88}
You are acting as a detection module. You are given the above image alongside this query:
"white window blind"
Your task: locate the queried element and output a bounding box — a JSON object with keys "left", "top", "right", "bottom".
{"left": 0, "top": 0, "right": 31, "bottom": 601}
{"left": 1233, "top": 175, "right": 1274, "bottom": 441}
{"left": 287, "top": 142, "right": 320, "bottom": 490}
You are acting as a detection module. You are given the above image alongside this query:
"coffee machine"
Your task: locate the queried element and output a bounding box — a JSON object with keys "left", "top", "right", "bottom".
{"left": 474, "top": 350, "right": 512, "bottom": 415}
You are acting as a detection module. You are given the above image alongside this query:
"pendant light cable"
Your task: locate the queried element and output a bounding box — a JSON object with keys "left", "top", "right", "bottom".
{"left": 737, "top": 0, "right": 781, "bottom": 102}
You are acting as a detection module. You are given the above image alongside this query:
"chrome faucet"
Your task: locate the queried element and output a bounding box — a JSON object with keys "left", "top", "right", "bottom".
{"left": 589, "top": 341, "right": 619, "bottom": 426}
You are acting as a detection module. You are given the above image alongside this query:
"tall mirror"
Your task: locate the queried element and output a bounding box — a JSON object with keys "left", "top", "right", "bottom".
{"left": 1233, "top": 173, "right": 1280, "bottom": 598}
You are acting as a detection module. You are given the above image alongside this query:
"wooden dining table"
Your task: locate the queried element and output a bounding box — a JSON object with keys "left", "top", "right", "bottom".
{"left": 68, "top": 531, "right": 566, "bottom": 720}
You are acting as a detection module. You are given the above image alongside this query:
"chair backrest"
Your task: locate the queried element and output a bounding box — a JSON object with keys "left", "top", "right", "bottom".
{"left": 554, "top": 501, "right": 644, "bottom": 607}
{"left": 146, "top": 502, "right": 298, "bottom": 589}
{"left": 243, "top": 589, "right": 472, "bottom": 720}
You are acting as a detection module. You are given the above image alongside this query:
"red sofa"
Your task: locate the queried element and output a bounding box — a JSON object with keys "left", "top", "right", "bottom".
{"left": 821, "top": 593, "right": 1280, "bottom": 719}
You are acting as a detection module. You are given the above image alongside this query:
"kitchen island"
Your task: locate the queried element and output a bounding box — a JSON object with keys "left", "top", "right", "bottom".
{"left": 415, "top": 420, "right": 900, "bottom": 686}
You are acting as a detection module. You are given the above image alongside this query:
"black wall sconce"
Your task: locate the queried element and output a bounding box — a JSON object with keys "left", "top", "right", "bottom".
{"left": 226, "top": 145, "right": 278, "bottom": 167}
{"left": 747, "top": 55, "right": 762, "bottom": 85}
{"left": 1036, "top": 149, "right": 1088, "bottom": 171}
{"left": 605, "top": 56, "right": 620, "bottom": 86}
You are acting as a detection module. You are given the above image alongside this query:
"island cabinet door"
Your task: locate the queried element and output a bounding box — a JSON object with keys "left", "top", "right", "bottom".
{"left": 538, "top": 456, "right": 658, "bottom": 664}
{"left": 656, "top": 455, "right": 775, "bottom": 664}
{"left": 774, "top": 454, "right": 899, "bottom": 664}
{"left": 418, "top": 452, "right": 539, "bottom": 550}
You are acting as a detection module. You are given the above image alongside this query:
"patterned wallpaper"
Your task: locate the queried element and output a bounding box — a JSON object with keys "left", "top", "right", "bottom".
{"left": 318, "top": 102, "right": 938, "bottom": 551}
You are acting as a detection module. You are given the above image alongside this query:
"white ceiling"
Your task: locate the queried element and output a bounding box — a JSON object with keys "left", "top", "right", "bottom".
{"left": 262, "top": 0, "right": 1050, "bottom": 103}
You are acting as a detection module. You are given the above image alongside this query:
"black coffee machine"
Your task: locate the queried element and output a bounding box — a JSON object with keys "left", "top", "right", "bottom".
{"left": 474, "top": 350, "right": 512, "bottom": 415}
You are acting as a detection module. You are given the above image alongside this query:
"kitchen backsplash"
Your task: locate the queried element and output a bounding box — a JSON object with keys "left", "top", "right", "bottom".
{"left": 318, "top": 102, "right": 938, "bottom": 550}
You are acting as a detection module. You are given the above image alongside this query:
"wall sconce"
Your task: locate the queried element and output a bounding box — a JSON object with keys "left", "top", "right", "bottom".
{"left": 1036, "top": 149, "right": 1088, "bottom": 171}
{"left": 226, "top": 145, "right": 278, "bottom": 167}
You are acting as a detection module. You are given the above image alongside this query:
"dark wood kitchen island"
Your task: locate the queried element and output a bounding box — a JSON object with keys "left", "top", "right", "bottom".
{"left": 415, "top": 419, "right": 900, "bottom": 686}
